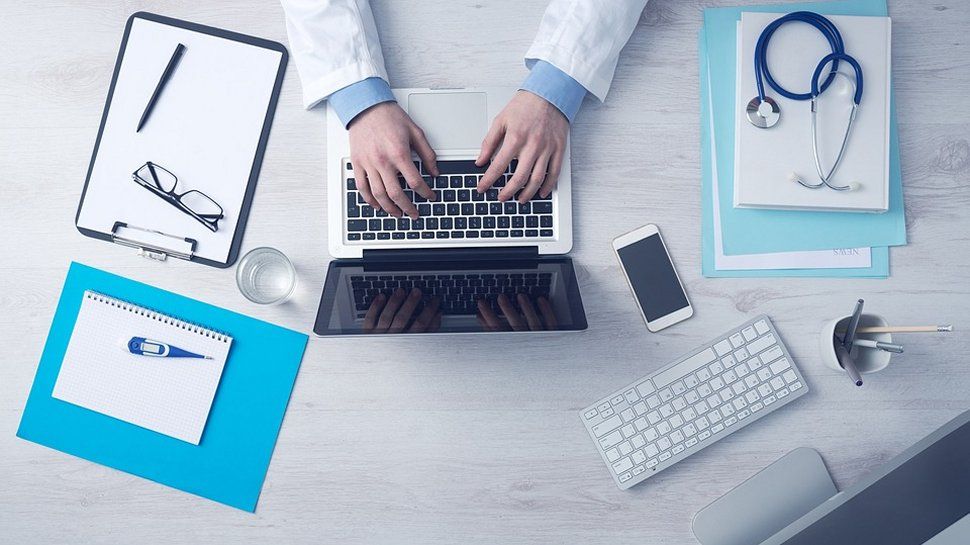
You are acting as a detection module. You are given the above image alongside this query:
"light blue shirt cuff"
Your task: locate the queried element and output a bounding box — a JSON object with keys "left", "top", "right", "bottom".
{"left": 328, "top": 77, "right": 396, "bottom": 128}
{"left": 520, "top": 61, "right": 587, "bottom": 123}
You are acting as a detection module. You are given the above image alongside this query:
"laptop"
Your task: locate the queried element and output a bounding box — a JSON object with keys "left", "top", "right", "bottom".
{"left": 315, "top": 87, "right": 586, "bottom": 335}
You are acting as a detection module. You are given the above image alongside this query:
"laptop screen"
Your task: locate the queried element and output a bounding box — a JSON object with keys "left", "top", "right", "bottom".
{"left": 313, "top": 256, "right": 587, "bottom": 336}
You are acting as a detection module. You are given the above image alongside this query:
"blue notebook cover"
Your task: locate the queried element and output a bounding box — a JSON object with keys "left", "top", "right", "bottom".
{"left": 701, "top": 28, "right": 889, "bottom": 277}
{"left": 17, "top": 262, "right": 308, "bottom": 512}
{"left": 703, "top": 0, "right": 907, "bottom": 255}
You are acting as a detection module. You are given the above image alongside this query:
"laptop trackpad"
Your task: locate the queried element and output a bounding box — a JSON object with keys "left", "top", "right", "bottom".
{"left": 407, "top": 92, "right": 487, "bottom": 150}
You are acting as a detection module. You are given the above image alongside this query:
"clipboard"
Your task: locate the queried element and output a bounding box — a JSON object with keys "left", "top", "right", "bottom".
{"left": 75, "top": 12, "right": 288, "bottom": 268}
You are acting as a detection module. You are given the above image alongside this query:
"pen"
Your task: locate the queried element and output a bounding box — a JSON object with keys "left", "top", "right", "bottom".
{"left": 837, "top": 335, "right": 905, "bottom": 354}
{"left": 127, "top": 337, "right": 211, "bottom": 359}
{"left": 852, "top": 338, "right": 904, "bottom": 354}
{"left": 136, "top": 43, "right": 186, "bottom": 132}
{"left": 839, "top": 299, "right": 865, "bottom": 387}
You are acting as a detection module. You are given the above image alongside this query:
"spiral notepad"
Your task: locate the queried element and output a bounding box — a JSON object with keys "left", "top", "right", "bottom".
{"left": 52, "top": 291, "right": 232, "bottom": 444}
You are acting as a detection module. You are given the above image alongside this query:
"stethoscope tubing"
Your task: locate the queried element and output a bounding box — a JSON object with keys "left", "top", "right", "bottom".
{"left": 754, "top": 11, "right": 844, "bottom": 102}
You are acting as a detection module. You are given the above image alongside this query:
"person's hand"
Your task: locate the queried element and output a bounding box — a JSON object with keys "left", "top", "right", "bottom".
{"left": 477, "top": 293, "right": 559, "bottom": 332}
{"left": 475, "top": 91, "right": 569, "bottom": 204}
{"left": 349, "top": 102, "right": 438, "bottom": 219}
{"left": 363, "top": 288, "right": 442, "bottom": 334}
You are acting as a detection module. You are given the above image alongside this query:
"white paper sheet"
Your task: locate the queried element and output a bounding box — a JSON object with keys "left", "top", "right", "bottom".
{"left": 76, "top": 17, "right": 282, "bottom": 263}
{"left": 52, "top": 291, "right": 232, "bottom": 444}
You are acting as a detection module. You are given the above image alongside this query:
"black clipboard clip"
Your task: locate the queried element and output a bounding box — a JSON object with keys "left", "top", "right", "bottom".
{"left": 110, "top": 222, "right": 198, "bottom": 262}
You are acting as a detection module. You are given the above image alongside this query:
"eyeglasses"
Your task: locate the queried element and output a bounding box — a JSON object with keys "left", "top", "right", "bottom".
{"left": 132, "top": 162, "right": 224, "bottom": 232}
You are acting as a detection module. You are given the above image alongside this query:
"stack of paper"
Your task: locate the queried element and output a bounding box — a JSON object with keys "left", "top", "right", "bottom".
{"left": 700, "top": 0, "right": 907, "bottom": 278}
{"left": 734, "top": 13, "right": 892, "bottom": 213}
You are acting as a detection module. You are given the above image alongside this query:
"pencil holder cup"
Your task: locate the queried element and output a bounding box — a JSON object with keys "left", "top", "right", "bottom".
{"left": 820, "top": 313, "right": 893, "bottom": 374}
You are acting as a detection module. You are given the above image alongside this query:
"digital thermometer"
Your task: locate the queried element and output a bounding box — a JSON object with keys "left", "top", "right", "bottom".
{"left": 126, "top": 337, "right": 211, "bottom": 359}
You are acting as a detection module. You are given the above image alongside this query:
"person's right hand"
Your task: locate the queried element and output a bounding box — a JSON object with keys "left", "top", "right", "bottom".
{"left": 477, "top": 293, "right": 559, "bottom": 332}
{"left": 348, "top": 102, "right": 438, "bottom": 219}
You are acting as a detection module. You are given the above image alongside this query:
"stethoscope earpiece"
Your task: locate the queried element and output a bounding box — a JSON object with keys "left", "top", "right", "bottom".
{"left": 790, "top": 172, "right": 861, "bottom": 192}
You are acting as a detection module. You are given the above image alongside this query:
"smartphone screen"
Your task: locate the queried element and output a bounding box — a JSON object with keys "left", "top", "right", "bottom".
{"left": 617, "top": 233, "right": 689, "bottom": 322}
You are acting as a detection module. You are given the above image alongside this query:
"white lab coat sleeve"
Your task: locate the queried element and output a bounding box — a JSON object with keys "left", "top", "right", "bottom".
{"left": 280, "top": 0, "right": 389, "bottom": 109}
{"left": 525, "top": 0, "right": 649, "bottom": 101}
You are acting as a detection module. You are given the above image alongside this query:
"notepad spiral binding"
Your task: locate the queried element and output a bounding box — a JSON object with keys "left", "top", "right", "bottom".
{"left": 84, "top": 291, "right": 230, "bottom": 343}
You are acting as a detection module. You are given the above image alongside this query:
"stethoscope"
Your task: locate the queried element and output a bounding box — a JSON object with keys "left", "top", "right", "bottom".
{"left": 745, "top": 11, "right": 864, "bottom": 191}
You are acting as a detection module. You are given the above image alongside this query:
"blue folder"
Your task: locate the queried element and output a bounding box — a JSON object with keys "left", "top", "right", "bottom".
{"left": 704, "top": 0, "right": 907, "bottom": 256}
{"left": 17, "top": 262, "right": 308, "bottom": 512}
{"left": 701, "top": 28, "right": 889, "bottom": 277}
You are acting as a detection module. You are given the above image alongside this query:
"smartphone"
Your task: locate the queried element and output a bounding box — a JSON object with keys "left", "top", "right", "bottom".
{"left": 612, "top": 224, "right": 693, "bottom": 332}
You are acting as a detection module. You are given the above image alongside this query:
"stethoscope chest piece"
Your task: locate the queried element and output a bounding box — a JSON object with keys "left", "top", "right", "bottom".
{"left": 746, "top": 96, "right": 780, "bottom": 128}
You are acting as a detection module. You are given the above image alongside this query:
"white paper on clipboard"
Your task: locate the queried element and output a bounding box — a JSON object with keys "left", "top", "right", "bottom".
{"left": 76, "top": 16, "right": 283, "bottom": 264}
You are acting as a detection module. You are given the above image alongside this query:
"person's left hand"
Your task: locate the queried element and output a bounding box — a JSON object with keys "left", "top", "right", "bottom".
{"left": 475, "top": 91, "right": 569, "bottom": 204}
{"left": 363, "top": 288, "right": 442, "bottom": 334}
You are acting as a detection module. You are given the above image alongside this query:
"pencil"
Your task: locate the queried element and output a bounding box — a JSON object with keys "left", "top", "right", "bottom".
{"left": 839, "top": 325, "right": 953, "bottom": 334}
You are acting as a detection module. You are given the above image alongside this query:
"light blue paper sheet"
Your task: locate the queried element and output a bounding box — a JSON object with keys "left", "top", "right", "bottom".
{"left": 17, "top": 262, "right": 308, "bottom": 512}
{"left": 701, "top": 30, "right": 889, "bottom": 277}
{"left": 704, "top": 0, "right": 906, "bottom": 255}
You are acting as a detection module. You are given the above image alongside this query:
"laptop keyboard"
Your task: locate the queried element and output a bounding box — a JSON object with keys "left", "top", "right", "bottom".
{"left": 350, "top": 272, "right": 552, "bottom": 315}
{"left": 343, "top": 159, "right": 555, "bottom": 242}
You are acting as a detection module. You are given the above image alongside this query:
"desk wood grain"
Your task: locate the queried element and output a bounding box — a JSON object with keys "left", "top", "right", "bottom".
{"left": 1, "top": 1, "right": 968, "bottom": 543}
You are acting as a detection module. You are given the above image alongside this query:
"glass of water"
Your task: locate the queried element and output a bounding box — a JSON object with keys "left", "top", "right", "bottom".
{"left": 236, "top": 247, "right": 297, "bottom": 305}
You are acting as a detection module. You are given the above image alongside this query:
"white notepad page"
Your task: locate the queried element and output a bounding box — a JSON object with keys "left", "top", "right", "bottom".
{"left": 734, "top": 13, "right": 891, "bottom": 213}
{"left": 52, "top": 291, "right": 232, "bottom": 444}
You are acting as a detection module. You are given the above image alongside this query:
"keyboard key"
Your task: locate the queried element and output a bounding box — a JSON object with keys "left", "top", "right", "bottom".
{"left": 612, "top": 457, "right": 634, "bottom": 474}
{"left": 347, "top": 220, "right": 367, "bottom": 231}
{"left": 599, "top": 431, "right": 623, "bottom": 449}
{"left": 770, "top": 358, "right": 793, "bottom": 375}
{"left": 653, "top": 348, "right": 716, "bottom": 389}
{"left": 584, "top": 409, "right": 598, "bottom": 420}
{"left": 436, "top": 160, "right": 488, "bottom": 175}
{"left": 742, "top": 327, "right": 757, "bottom": 341}
{"left": 760, "top": 346, "right": 785, "bottom": 366}
{"left": 714, "top": 339, "right": 732, "bottom": 356}
{"left": 533, "top": 201, "right": 553, "bottom": 214}
{"left": 754, "top": 320, "right": 770, "bottom": 334}
{"left": 730, "top": 333, "right": 745, "bottom": 347}
{"left": 746, "top": 334, "right": 776, "bottom": 356}
{"left": 605, "top": 448, "right": 620, "bottom": 462}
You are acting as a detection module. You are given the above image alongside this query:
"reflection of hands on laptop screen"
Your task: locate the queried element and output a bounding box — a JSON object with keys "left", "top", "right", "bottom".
{"left": 362, "top": 288, "right": 442, "bottom": 334}
{"left": 477, "top": 293, "right": 559, "bottom": 332}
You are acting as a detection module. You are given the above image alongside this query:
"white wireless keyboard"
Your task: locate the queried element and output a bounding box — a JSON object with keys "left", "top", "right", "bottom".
{"left": 581, "top": 316, "right": 808, "bottom": 490}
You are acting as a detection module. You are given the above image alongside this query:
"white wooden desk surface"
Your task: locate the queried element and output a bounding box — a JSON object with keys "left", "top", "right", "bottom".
{"left": 2, "top": 1, "right": 968, "bottom": 543}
